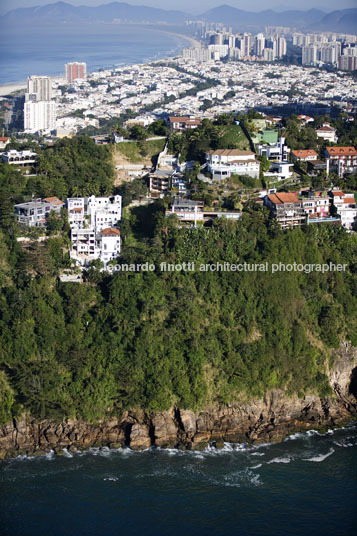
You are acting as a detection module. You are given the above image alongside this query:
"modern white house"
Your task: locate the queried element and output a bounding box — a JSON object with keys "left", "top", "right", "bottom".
{"left": 87, "top": 195, "right": 122, "bottom": 233}
{"left": 14, "top": 197, "right": 64, "bottom": 227}
{"left": 205, "top": 149, "right": 260, "bottom": 180}
{"left": 2, "top": 149, "right": 37, "bottom": 166}
{"left": 263, "top": 161, "right": 294, "bottom": 181}
{"left": 100, "top": 228, "right": 121, "bottom": 265}
{"left": 329, "top": 189, "right": 357, "bottom": 230}
{"left": 68, "top": 195, "right": 122, "bottom": 267}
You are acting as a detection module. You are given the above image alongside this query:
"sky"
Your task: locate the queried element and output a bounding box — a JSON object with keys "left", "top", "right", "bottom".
{"left": 1, "top": 0, "right": 356, "bottom": 16}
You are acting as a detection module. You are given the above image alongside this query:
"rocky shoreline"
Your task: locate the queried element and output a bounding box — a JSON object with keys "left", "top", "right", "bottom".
{"left": 1, "top": 347, "right": 356, "bottom": 460}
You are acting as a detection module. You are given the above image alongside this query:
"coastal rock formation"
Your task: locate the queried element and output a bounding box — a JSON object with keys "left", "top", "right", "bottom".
{"left": 0, "top": 345, "right": 356, "bottom": 460}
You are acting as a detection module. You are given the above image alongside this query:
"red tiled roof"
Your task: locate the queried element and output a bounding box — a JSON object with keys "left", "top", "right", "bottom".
{"left": 326, "top": 147, "right": 357, "bottom": 156}
{"left": 0, "top": 137, "right": 9, "bottom": 142}
{"left": 292, "top": 150, "right": 317, "bottom": 158}
{"left": 101, "top": 227, "right": 120, "bottom": 236}
{"left": 268, "top": 192, "right": 300, "bottom": 205}
{"left": 332, "top": 191, "right": 345, "bottom": 196}
{"left": 43, "top": 196, "right": 64, "bottom": 205}
{"left": 343, "top": 198, "right": 356, "bottom": 204}
{"left": 317, "top": 126, "right": 334, "bottom": 132}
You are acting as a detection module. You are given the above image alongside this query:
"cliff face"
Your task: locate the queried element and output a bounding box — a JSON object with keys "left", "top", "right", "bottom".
{"left": 1, "top": 345, "right": 356, "bottom": 459}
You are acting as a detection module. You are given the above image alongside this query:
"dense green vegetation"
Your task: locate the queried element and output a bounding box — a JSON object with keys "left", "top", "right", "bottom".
{"left": 0, "top": 195, "right": 356, "bottom": 422}
{"left": 168, "top": 117, "right": 249, "bottom": 163}
{"left": 0, "top": 129, "right": 356, "bottom": 426}
{"left": 115, "top": 138, "right": 165, "bottom": 163}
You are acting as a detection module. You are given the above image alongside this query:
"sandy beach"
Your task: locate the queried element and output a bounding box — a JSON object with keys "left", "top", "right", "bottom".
{"left": 0, "top": 82, "right": 26, "bottom": 97}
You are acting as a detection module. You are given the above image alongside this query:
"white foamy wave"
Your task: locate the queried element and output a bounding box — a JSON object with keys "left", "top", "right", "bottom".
{"left": 62, "top": 449, "right": 73, "bottom": 458}
{"left": 250, "top": 452, "right": 265, "bottom": 456}
{"left": 267, "top": 456, "right": 291, "bottom": 464}
{"left": 284, "top": 432, "right": 306, "bottom": 441}
{"left": 304, "top": 448, "right": 335, "bottom": 462}
{"left": 45, "top": 450, "right": 55, "bottom": 460}
{"left": 103, "top": 476, "right": 119, "bottom": 482}
{"left": 334, "top": 440, "right": 354, "bottom": 448}
{"left": 250, "top": 463, "right": 262, "bottom": 469}
{"left": 221, "top": 468, "right": 262, "bottom": 488}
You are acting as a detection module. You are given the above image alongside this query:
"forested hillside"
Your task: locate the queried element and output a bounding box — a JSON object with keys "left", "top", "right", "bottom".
{"left": 0, "top": 136, "right": 356, "bottom": 426}
{"left": 0, "top": 205, "right": 356, "bottom": 423}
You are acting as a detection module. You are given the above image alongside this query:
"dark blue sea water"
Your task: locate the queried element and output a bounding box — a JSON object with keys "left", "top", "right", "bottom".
{"left": 0, "top": 23, "right": 189, "bottom": 84}
{"left": 1, "top": 423, "right": 356, "bottom": 536}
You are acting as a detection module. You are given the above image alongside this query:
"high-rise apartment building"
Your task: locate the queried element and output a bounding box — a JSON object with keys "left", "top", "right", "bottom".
{"left": 240, "top": 33, "right": 251, "bottom": 57}
{"left": 24, "top": 101, "right": 56, "bottom": 133}
{"left": 255, "top": 33, "right": 265, "bottom": 57}
{"left": 65, "top": 62, "right": 87, "bottom": 83}
{"left": 26, "top": 76, "right": 52, "bottom": 101}
{"left": 272, "top": 36, "right": 287, "bottom": 59}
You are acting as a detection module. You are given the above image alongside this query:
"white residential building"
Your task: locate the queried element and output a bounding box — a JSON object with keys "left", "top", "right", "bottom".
{"left": 316, "top": 123, "right": 338, "bottom": 143}
{"left": 87, "top": 195, "right": 122, "bottom": 232}
{"left": 329, "top": 190, "right": 357, "bottom": 230}
{"left": 100, "top": 228, "right": 121, "bottom": 265}
{"left": 24, "top": 100, "right": 56, "bottom": 133}
{"left": 2, "top": 149, "right": 37, "bottom": 166}
{"left": 26, "top": 75, "right": 52, "bottom": 101}
{"left": 206, "top": 149, "right": 260, "bottom": 179}
{"left": 68, "top": 195, "right": 122, "bottom": 267}
{"left": 67, "top": 198, "right": 85, "bottom": 228}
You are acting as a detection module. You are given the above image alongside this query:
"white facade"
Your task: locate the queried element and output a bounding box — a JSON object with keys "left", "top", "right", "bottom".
{"left": 2, "top": 149, "right": 37, "bottom": 166}
{"left": 264, "top": 162, "right": 293, "bottom": 181}
{"left": 68, "top": 195, "right": 122, "bottom": 267}
{"left": 67, "top": 198, "right": 85, "bottom": 228}
{"left": 100, "top": 229, "right": 121, "bottom": 265}
{"left": 24, "top": 100, "right": 56, "bottom": 133}
{"left": 255, "top": 34, "right": 265, "bottom": 57}
{"left": 87, "top": 195, "right": 122, "bottom": 232}
{"left": 27, "top": 76, "right": 52, "bottom": 101}
{"left": 316, "top": 123, "right": 338, "bottom": 143}
{"left": 206, "top": 149, "right": 260, "bottom": 180}
{"left": 331, "top": 191, "right": 357, "bottom": 230}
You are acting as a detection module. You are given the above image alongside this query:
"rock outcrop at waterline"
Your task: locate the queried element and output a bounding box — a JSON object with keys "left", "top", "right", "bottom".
{"left": 1, "top": 347, "right": 356, "bottom": 459}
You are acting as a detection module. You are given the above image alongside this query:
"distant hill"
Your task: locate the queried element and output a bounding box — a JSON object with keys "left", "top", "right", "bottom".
{"left": 1, "top": 1, "right": 190, "bottom": 25}
{"left": 1, "top": 1, "right": 356, "bottom": 33}
{"left": 200, "top": 5, "right": 327, "bottom": 29}
{"left": 310, "top": 8, "right": 357, "bottom": 34}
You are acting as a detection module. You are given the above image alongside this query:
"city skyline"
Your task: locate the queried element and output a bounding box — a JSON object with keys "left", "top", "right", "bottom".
{"left": 1, "top": 0, "right": 357, "bottom": 16}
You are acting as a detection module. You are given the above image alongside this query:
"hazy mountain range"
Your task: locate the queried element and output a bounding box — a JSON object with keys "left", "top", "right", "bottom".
{"left": 1, "top": 2, "right": 356, "bottom": 33}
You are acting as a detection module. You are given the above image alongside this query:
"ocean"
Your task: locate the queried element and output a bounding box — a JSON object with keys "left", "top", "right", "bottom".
{"left": 1, "top": 423, "right": 356, "bottom": 536}
{"left": 0, "top": 23, "right": 190, "bottom": 85}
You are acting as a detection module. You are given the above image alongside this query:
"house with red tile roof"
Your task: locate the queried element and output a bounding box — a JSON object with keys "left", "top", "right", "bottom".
{"left": 263, "top": 192, "right": 306, "bottom": 228}
{"left": 324, "top": 147, "right": 357, "bottom": 177}
{"left": 315, "top": 123, "right": 338, "bottom": 144}
{"left": 168, "top": 116, "right": 201, "bottom": 131}
{"left": 291, "top": 149, "right": 318, "bottom": 163}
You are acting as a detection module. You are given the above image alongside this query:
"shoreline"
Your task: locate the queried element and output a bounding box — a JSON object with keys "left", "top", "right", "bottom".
{"left": 0, "top": 28, "right": 200, "bottom": 95}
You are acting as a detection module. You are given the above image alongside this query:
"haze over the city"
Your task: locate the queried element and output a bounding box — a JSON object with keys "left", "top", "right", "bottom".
{"left": 1, "top": 0, "right": 357, "bottom": 15}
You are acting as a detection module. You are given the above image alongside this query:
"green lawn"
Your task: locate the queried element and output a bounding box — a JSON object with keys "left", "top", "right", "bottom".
{"left": 116, "top": 139, "right": 166, "bottom": 163}
{"left": 217, "top": 125, "right": 250, "bottom": 150}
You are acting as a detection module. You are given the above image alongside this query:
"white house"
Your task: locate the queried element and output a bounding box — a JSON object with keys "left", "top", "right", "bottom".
{"left": 2, "top": 149, "right": 37, "bottom": 166}
{"left": 329, "top": 189, "right": 357, "bottom": 230}
{"left": 100, "top": 228, "right": 121, "bottom": 265}
{"left": 264, "top": 161, "right": 294, "bottom": 181}
{"left": 68, "top": 195, "right": 122, "bottom": 267}
{"left": 67, "top": 198, "right": 85, "bottom": 228}
{"left": 205, "top": 149, "right": 260, "bottom": 180}
{"left": 316, "top": 123, "right": 338, "bottom": 143}
{"left": 87, "top": 195, "right": 122, "bottom": 232}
